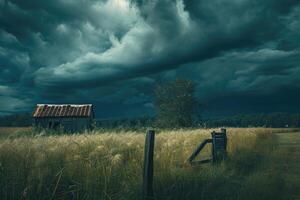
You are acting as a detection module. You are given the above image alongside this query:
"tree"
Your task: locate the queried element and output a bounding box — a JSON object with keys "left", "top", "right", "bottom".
{"left": 154, "top": 78, "right": 200, "bottom": 128}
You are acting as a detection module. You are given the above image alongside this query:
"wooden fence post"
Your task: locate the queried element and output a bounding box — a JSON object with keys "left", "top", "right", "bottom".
{"left": 211, "top": 131, "right": 216, "bottom": 163}
{"left": 221, "top": 128, "right": 227, "bottom": 147}
{"left": 143, "top": 130, "right": 155, "bottom": 199}
{"left": 221, "top": 128, "right": 227, "bottom": 159}
{"left": 211, "top": 128, "right": 227, "bottom": 163}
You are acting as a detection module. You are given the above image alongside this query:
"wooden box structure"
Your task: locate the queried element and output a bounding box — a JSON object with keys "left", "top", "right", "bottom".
{"left": 32, "top": 104, "right": 94, "bottom": 132}
{"left": 211, "top": 128, "right": 227, "bottom": 162}
{"left": 188, "top": 128, "right": 227, "bottom": 165}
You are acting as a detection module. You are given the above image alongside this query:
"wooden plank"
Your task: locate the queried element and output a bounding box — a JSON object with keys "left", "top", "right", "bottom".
{"left": 143, "top": 130, "right": 155, "bottom": 200}
{"left": 187, "top": 139, "right": 212, "bottom": 163}
{"left": 190, "top": 159, "right": 212, "bottom": 165}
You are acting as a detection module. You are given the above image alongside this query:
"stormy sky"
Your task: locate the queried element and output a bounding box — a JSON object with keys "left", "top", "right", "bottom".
{"left": 0, "top": 0, "right": 300, "bottom": 118}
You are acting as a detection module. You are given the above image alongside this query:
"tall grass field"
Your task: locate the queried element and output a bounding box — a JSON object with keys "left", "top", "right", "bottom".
{"left": 0, "top": 127, "right": 299, "bottom": 200}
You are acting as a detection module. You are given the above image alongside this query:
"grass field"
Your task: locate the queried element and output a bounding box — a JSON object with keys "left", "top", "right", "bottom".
{"left": 0, "top": 127, "right": 299, "bottom": 200}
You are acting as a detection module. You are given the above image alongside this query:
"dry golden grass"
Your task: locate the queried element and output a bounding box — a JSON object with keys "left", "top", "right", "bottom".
{"left": 0, "top": 127, "right": 298, "bottom": 200}
{"left": 0, "top": 127, "right": 32, "bottom": 138}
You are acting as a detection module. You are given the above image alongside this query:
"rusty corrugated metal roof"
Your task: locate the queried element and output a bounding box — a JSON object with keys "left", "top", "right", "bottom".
{"left": 33, "top": 104, "right": 93, "bottom": 118}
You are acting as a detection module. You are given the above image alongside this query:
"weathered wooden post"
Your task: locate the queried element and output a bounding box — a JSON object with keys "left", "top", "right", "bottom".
{"left": 211, "top": 131, "right": 216, "bottom": 163}
{"left": 211, "top": 128, "right": 227, "bottom": 163}
{"left": 143, "top": 130, "right": 155, "bottom": 199}
{"left": 221, "top": 128, "right": 227, "bottom": 151}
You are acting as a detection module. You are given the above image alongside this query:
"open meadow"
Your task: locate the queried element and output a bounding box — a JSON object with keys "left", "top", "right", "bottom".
{"left": 0, "top": 127, "right": 299, "bottom": 200}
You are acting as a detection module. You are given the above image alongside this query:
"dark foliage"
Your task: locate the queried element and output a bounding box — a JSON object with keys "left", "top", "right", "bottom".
{"left": 0, "top": 113, "right": 31, "bottom": 127}
{"left": 154, "top": 79, "right": 200, "bottom": 128}
{"left": 94, "top": 117, "right": 154, "bottom": 131}
{"left": 0, "top": 112, "right": 299, "bottom": 129}
{"left": 203, "top": 113, "right": 300, "bottom": 128}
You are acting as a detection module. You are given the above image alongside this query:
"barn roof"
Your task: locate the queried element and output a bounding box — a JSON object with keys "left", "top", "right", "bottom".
{"left": 33, "top": 104, "right": 93, "bottom": 118}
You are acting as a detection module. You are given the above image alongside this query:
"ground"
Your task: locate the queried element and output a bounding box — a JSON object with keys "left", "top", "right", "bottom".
{"left": 276, "top": 132, "right": 300, "bottom": 199}
{"left": 0, "top": 127, "right": 299, "bottom": 200}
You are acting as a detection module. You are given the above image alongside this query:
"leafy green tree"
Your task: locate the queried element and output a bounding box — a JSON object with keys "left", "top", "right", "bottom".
{"left": 154, "top": 79, "right": 200, "bottom": 128}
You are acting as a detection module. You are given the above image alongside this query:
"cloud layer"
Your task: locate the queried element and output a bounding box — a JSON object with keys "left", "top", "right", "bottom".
{"left": 0, "top": 0, "right": 300, "bottom": 116}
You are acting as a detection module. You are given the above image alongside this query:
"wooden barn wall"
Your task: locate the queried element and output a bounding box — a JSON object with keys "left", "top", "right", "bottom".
{"left": 33, "top": 117, "right": 93, "bottom": 132}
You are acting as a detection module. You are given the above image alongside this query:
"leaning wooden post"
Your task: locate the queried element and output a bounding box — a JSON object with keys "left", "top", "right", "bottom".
{"left": 143, "top": 130, "right": 155, "bottom": 199}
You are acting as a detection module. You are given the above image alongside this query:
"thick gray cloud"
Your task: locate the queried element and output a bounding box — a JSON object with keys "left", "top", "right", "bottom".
{"left": 0, "top": 0, "right": 300, "bottom": 117}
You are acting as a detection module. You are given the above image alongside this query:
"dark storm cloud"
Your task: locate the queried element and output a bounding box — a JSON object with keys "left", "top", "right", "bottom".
{"left": 0, "top": 0, "right": 300, "bottom": 116}
{"left": 34, "top": 0, "right": 300, "bottom": 88}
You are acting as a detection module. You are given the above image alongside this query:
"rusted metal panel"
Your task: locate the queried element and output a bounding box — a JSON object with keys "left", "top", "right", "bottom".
{"left": 33, "top": 104, "right": 93, "bottom": 118}
{"left": 61, "top": 105, "right": 67, "bottom": 116}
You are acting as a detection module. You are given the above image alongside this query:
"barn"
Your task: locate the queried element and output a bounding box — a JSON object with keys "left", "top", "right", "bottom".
{"left": 32, "top": 104, "right": 94, "bottom": 132}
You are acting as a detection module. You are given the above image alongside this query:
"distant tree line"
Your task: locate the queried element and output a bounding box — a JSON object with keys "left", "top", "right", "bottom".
{"left": 0, "top": 113, "right": 32, "bottom": 127}
{"left": 203, "top": 113, "right": 300, "bottom": 128}
{"left": 0, "top": 112, "right": 299, "bottom": 128}
{"left": 94, "top": 117, "right": 154, "bottom": 131}
{"left": 94, "top": 113, "right": 300, "bottom": 129}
